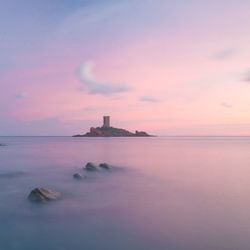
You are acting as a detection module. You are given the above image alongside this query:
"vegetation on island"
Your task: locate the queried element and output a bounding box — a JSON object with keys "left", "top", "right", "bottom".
{"left": 73, "top": 126, "right": 152, "bottom": 137}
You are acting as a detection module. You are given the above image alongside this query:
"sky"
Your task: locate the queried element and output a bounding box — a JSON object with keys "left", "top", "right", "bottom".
{"left": 0, "top": 0, "right": 250, "bottom": 136}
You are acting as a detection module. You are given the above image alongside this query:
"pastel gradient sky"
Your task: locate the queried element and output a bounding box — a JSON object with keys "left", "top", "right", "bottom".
{"left": 1, "top": 0, "right": 250, "bottom": 135}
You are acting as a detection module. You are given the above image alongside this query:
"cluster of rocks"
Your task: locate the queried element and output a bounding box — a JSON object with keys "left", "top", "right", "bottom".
{"left": 28, "top": 162, "right": 113, "bottom": 203}
{"left": 73, "top": 162, "right": 112, "bottom": 179}
{"left": 84, "top": 162, "right": 112, "bottom": 171}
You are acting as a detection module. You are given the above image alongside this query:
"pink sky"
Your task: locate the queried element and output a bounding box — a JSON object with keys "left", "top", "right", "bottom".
{"left": 0, "top": 0, "right": 250, "bottom": 135}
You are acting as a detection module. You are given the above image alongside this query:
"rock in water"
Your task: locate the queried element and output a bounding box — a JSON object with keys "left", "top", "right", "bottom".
{"left": 84, "top": 162, "right": 99, "bottom": 171}
{"left": 99, "top": 163, "right": 112, "bottom": 170}
{"left": 73, "top": 173, "right": 85, "bottom": 179}
{"left": 0, "top": 170, "right": 25, "bottom": 178}
{"left": 28, "top": 188, "right": 61, "bottom": 202}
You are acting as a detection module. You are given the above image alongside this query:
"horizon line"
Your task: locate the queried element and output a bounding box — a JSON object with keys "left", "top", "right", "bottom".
{"left": 0, "top": 135, "right": 250, "bottom": 137}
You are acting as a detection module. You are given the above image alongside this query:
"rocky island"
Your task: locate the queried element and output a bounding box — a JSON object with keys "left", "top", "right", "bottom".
{"left": 73, "top": 116, "right": 152, "bottom": 137}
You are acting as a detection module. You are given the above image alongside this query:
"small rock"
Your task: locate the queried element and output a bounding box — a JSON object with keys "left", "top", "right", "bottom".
{"left": 28, "top": 187, "right": 61, "bottom": 202}
{"left": 0, "top": 170, "right": 25, "bottom": 178}
{"left": 84, "top": 162, "right": 99, "bottom": 171}
{"left": 99, "top": 163, "right": 112, "bottom": 170}
{"left": 73, "top": 173, "right": 85, "bottom": 179}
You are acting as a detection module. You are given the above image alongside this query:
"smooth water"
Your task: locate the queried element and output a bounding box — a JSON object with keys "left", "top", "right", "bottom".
{"left": 0, "top": 136, "right": 250, "bottom": 250}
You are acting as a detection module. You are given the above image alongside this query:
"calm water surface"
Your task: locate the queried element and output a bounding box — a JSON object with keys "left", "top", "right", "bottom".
{"left": 0, "top": 136, "right": 250, "bottom": 250}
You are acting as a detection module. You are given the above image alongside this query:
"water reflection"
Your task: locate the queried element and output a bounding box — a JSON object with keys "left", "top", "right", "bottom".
{"left": 0, "top": 136, "right": 250, "bottom": 250}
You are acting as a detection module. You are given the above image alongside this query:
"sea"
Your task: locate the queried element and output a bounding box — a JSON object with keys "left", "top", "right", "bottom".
{"left": 0, "top": 136, "right": 250, "bottom": 250}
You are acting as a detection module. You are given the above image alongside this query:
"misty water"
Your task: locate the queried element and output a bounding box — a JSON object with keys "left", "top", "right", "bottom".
{"left": 0, "top": 136, "right": 250, "bottom": 250}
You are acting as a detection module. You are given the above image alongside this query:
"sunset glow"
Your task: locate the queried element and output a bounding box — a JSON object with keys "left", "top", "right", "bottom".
{"left": 1, "top": 0, "right": 250, "bottom": 135}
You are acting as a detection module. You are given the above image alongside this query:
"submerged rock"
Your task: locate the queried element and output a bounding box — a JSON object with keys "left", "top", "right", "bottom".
{"left": 28, "top": 187, "right": 61, "bottom": 202}
{"left": 84, "top": 162, "right": 99, "bottom": 171}
{"left": 0, "top": 170, "right": 25, "bottom": 178}
{"left": 73, "top": 173, "right": 85, "bottom": 179}
{"left": 99, "top": 163, "right": 112, "bottom": 170}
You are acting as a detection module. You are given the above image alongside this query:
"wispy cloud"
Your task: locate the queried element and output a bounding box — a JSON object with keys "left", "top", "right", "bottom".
{"left": 66, "top": 3, "right": 125, "bottom": 26}
{"left": 77, "top": 61, "right": 131, "bottom": 96}
{"left": 14, "top": 92, "right": 28, "bottom": 98}
{"left": 140, "top": 96, "right": 159, "bottom": 103}
{"left": 214, "top": 48, "right": 238, "bottom": 60}
{"left": 221, "top": 102, "right": 232, "bottom": 108}
{"left": 83, "top": 106, "right": 95, "bottom": 111}
{"left": 59, "top": 2, "right": 127, "bottom": 41}
{"left": 243, "top": 70, "right": 250, "bottom": 82}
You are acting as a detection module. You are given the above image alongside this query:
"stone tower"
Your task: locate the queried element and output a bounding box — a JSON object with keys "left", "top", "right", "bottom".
{"left": 103, "top": 116, "right": 110, "bottom": 128}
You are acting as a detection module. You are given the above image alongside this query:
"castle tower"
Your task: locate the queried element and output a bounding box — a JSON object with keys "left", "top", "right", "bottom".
{"left": 103, "top": 116, "right": 110, "bottom": 128}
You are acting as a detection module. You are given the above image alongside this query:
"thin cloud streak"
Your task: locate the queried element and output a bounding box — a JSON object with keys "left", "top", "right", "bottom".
{"left": 214, "top": 48, "right": 238, "bottom": 60}
{"left": 140, "top": 96, "right": 159, "bottom": 103}
{"left": 221, "top": 102, "right": 232, "bottom": 108}
{"left": 243, "top": 70, "right": 250, "bottom": 82}
{"left": 14, "top": 92, "right": 28, "bottom": 98}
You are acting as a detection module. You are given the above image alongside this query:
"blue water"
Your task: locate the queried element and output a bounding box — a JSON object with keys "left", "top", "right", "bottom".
{"left": 0, "top": 136, "right": 250, "bottom": 250}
